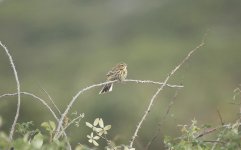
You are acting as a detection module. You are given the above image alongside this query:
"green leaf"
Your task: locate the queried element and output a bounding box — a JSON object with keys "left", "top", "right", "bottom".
{"left": 41, "top": 121, "right": 56, "bottom": 132}
{"left": 49, "top": 121, "right": 56, "bottom": 131}
{"left": 30, "top": 133, "right": 43, "bottom": 149}
{"left": 41, "top": 122, "right": 49, "bottom": 128}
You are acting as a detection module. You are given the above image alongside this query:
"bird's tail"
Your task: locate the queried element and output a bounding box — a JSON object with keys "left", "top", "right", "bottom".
{"left": 99, "top": 83, "right": 113, "bottom": 94}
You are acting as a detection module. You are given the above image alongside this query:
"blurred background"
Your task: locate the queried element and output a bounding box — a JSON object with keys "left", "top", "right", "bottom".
{"left": 0, "top": 0, "right": 241, "bottom": 149}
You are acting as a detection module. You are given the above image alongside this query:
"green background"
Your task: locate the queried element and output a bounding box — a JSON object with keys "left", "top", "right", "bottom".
{"left": 0, "top": 0, "right": 241, "bottom": 149}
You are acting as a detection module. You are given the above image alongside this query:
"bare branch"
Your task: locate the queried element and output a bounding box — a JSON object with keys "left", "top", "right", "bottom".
{"left": 211, "top": 125, "right": 229, "bottom": 150}
{"left": 54, "top": 80, "right": 117, "bottom": 139}
{"left": 124, "top": 79, "right": 183, "bottom": 88}
{"left": 145, "top": 89, "right": 180, "bottom": 150}
{"left": 54, "top": 79, "right": 182, "bottom": 139}
{"left": 0, "top": 41, "right": 21, "bottom": 141}
{"left": 217, "top": 108, "right": 224, "bottom": 125}
{"left": 0, "top": 92, "right": 58, "bottom": 120}
{"left": 58, "top": 113, "right": 84, "bottom": 137}
{"left": 203, "top": 140, "right": 225, "bottom": 144}
{"left": 195, "top": 127, "right": 219, "bottom": 139}
{"left": 0, "top": 92, "right": 72, "bottom": 150}
{"left": 129, "top": 41, "right": 205, "bottom": 147}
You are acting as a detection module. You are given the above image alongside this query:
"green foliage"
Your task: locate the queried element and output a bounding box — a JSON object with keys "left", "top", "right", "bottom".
{"left": 0, "top": 131, "right": 10, "bottom": 149}
{"left": 0, "top": 117, "right": 240, "bottom": 149}
{"left": 164, "top": 119, "right": 207, "bottom": 150}
{"left": 0, "top": 119, "right": 70, "bottom": 150}
{"left": 41, "top": 120, "right": 56, "bottom": 133}
{"left": 164, "top": 119, "right": 241, "bottom": 150}
{"left": 16, "top": 121, "right": 34, "bottom": 135}
{"left": 12, "top": 132, "right": 43, "bottom": 150}
{"left": 220, "top": 121, "right": 241, "bottom": 150}
{"left": 41, "top": 120, "right": 56, "bottom": 143}
{"left": 1, "top": 0, "right": 241, "bottom": 149}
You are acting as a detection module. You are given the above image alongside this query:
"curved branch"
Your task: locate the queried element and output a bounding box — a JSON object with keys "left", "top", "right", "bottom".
{"left": 54, "top": 80, "right": 117, "bottom": 139}
{"left": 0, "top": 92, "right": 72, "bottom": 150}
{"left": 54, "top": 79, "right": 183, "bottom": 139}
{"left": 0, "top": 41, "right": 21, "bottom": 141}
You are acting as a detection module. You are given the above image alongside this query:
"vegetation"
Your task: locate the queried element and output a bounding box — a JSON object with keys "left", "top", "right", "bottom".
{"left": 0, "top": 0, "right": 241, "bottom": 149}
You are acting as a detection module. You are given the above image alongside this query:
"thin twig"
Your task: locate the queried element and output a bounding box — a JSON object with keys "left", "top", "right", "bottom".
{"left": 160, "top": 89, "right": 180, "bottom": 126}
{"left": 173, "top": 124, "right": 230, "bottom": 141}
{"left": 124, "top": 79, "right": 184, "bottom": 88}
{"left": 195, "top": 127, "right": 219, "bottom": 138}
{"left": 54, "top": 80, "right": 117, "bottom": 139}
{"left": 0, "top": 92, "right": 72, "bottom": 150}
{"left": 211, "top": 126, "right": 229, "bottom": 150}
{"left": 145, "top": 89, "right": 180, "bottom": 150}
{"left": 0, "top": 92, "right": 58, "bottom": 121}
{"left": 58, "top": 113, "right": 84, "bottom": 137}
{"left": 203, "top": 140, "right": 225, "bottom": 144}
{"left": 99, "top": 134, "right": 111, "bottom": 145}
{"left": 217, "top": 108, "right": 224, "bottom": 125}
{"left": 40, "top": 86, "right": 61, "bottom": 115}
{"left": 129, "top": 41, "right": 205, "bottom": 147}
{"left": 0, "top": 41, "right": 21, "bottom": 141}
{"left": 54, "top": 79, "right": 183, "bottom": 139}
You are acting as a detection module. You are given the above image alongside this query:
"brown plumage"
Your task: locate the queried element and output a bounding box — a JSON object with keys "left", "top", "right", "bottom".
{"left": 99, "top": 63, "right": 127, "bottom": 94}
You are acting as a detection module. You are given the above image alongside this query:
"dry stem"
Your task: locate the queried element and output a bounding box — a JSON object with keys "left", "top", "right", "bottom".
{"left": 145, "top": 89, "right": 180, "bottom": 150}
{"left": 0, "top": 41, "right": 21, "bottom": 141}
{"left": 54, "top": 79, "right": 182, "bottom": 139}
{"left": 0, "top": 92, "right": 72, "bottom": 150}
{"left": 129, "top": 41, "right": 205, "bottom": 147}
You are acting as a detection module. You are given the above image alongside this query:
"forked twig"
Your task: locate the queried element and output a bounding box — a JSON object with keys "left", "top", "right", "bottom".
{"left": 58, "top": 113, "right": 84, "bottom": 137}
{"left": 0, "top": 41, "right": 21, "bottom": 141}
{"left": 129, "top": 41, "right": 205, "bottom": 147}
{"left": 0, "top": 92, "right": 58, "bottom": 122}
{"left": 54, "top": 80, "right": 183, "bottom": 139}
{"left": 0, "top": 92, "right": 72, "bottom": 150}
{"left": 54, "top": 80, "right": 117, "bottom": 139}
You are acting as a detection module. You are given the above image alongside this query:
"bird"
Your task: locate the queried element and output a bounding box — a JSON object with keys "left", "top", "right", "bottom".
{"left": 99, "top": 63, "right": 127, "bottom": 94}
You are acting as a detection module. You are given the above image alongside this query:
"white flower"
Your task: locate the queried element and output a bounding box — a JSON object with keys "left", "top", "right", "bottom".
{"left": 87, "top": 132, "right": 100, "bottom": 146}
{"left": 86, "top": 119, "right": 102, "bottom": 133}
{"left": 86, "top": 118, "right": 101, "bottom": 129}
{"left": 86, "top": 118, "right": 111, "bottom": 140}
{"left": 97, "top": 118, "right": 111, "bottom": 136}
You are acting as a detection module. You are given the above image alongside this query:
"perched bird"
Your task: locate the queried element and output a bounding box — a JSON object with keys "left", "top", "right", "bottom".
{"left": 99, "top": 63, "right": 127, "bottom": 94}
